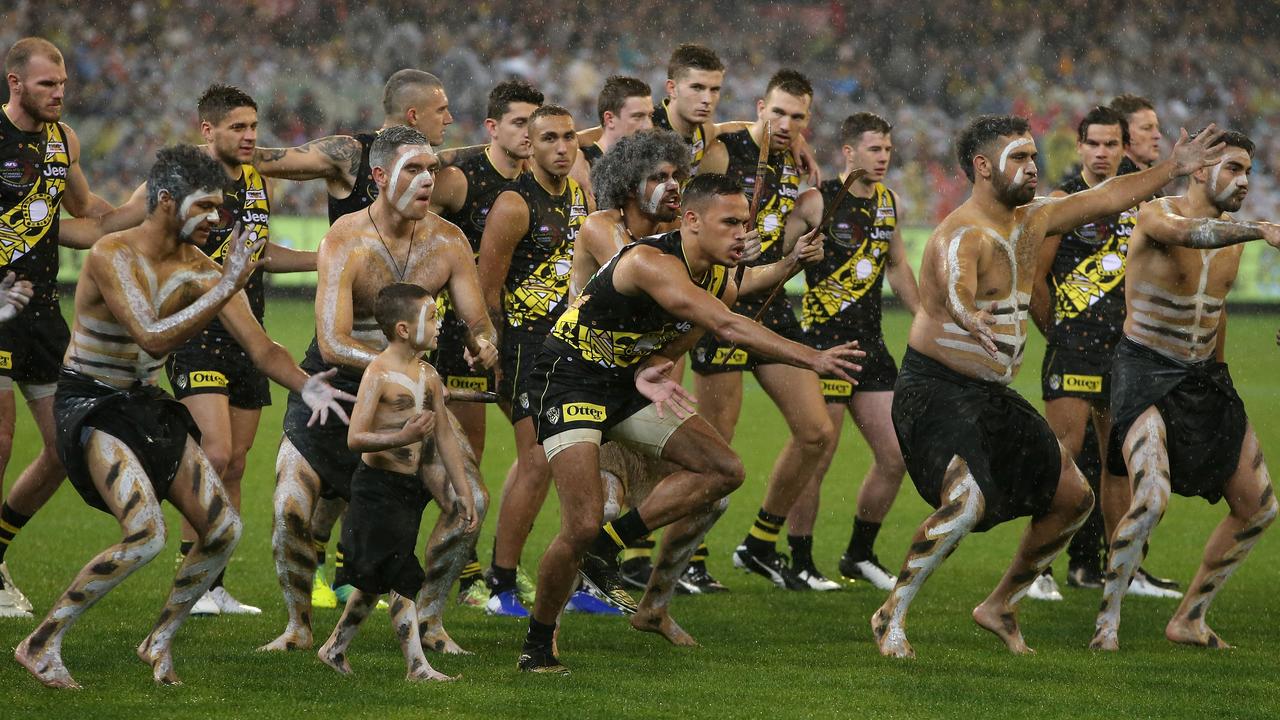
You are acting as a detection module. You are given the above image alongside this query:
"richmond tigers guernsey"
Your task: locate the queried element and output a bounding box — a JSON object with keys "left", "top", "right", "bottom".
{"left": 501, "top": 171, "right": 588, "bottom": 335}
{"left": 326, "top": 131, "right": 379, "bottom": 224}
{"left": 0, "top": 107, "right": 70, "bottom": 302}
{"left": 547, "top": 230, "right": 728, "bottom": 378}
{"left": 194, "top": 163, "right": 271, "bottom": 340}
{"left": 802, "top": 179, "right": 898, "bottom": 339}
{"left": 652, "top": 99, "right": 707, "bottom": 174}
{"left": 1045, "top": 171, "right": 1135, "bottom": 354}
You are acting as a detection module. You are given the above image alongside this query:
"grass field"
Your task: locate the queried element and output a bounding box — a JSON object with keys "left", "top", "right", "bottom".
{"left": 3, "top": 299, "right": 1280, "bottom": 718}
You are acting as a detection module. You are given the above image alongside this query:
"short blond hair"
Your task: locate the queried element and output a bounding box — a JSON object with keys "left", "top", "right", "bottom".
{"left": 5, "top": 37, "right": 63, "bottom": 74}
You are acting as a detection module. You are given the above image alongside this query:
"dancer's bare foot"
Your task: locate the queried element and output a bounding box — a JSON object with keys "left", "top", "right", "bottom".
{"left": 420, "top": 626, "right": 471, "bottom": 655}
{"left": 972, "top": 601, "right": 1034, "bottom": 654}
{"left": 1089, "top": 624, "right": 1119, "bottom": 651}
{"left": 138, "top": 640, "right": 181, "bottom": 685}
{"left": 871, "top": 606, "right": 914, "bottom": 658}
{"left": 407, "top": 657, "right": 456, "bottom": 682}
{"left": 15, "top": 635, "right": 81, "bottom": 690}
{"left": 317, "top": 640, "right": 353, "bottom": 675}
{"left": 258, "top": 628, "right": 313, "bottom": 652}
{"left": 630, "top": 606, "right": 698, "bottom": 647}
{"left": 1166, "top": 616, "right": 1232, "bottom": 649}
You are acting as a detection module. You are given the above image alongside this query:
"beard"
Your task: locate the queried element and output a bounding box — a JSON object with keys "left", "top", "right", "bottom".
{"left": 1212, "top": 191, "right": 1246, "bottom": 214}
{"left": 995, "top": 172, "right": 1036, "bottom": 207}
{"left": 19, "top": 91, "right": 60, "bottom": 123}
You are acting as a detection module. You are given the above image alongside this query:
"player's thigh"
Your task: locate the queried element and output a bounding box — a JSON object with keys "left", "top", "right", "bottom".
{"left": 228, "top": 406, "right": 263, "bottom": 459}
{"left": 547, "top": 441, "right": 605, "bottom": 534}
{"left": 850, "top": 391, "right": 904, "bottom": 468}
{"left": 692, "top": 370, "right": 743, "bottom": 433}
{"left": 754, "top": 363, "right": 832, "bottom": 440}
{"left": 660, "top": 414, "right": 743, "bottom": 482}
{"left": 83, "top": 430, "right": 165, "bottom": 527}
{"left": 25, "top": 393, "right": 57, "bottom": 447}
{"left": 181, "top": 393, "right": 233, "bottom": 465}
{"left": 1043, "top": 396, "right": 1092, "bottom": 455}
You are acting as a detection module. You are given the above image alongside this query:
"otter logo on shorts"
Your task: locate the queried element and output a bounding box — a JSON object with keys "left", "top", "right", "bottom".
{"left": 190, "top": 370, "right": 228, "bottom": 388}
{"left": 821, "top": 379, "right": 853, "bottom": 399}
{"left": 447, "top": 376, "right": 489, "bottom": 392}
{"left": 711, "top": 347, "right": 748, "bottom": 366}
{"left": 563, "top": 402, "right": 606, "bottom": 423}
{"left": 1063, "top": 374, "right": 1103, "bottom": 394}
{"left": 546, "top": 406, "right": 560, "bottom": 425}
{"left": 0, "top": 350, "right": 11, "bottom": 370}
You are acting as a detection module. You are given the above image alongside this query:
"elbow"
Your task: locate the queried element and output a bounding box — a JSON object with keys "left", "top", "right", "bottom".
{"left": 709, "top": 316, "right": 743, "bottom": 344}
{"left": 137, "top": 334, "right": 179, "bottom": 358}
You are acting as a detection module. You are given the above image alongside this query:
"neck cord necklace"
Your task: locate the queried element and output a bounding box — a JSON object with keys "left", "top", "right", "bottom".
{"left": 368, "top": 206, "right": 416, "bottom": 281}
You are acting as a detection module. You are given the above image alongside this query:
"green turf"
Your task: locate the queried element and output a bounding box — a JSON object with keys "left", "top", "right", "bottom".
{"left": 3, "top": 299, "right": 1279, "bottom": 718}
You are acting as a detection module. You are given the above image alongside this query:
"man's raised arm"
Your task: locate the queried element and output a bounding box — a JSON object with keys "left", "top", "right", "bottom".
{"left": 254, "top": 135, "right": 362, "bottom": 184}
{"left": 1139, "top": 198, "right": 1280, "bottom": 250}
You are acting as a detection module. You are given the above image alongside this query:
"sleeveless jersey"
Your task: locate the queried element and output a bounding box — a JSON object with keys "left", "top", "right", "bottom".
{"left": 547, "top": 231, "right": 728, "bottom": 378}
{"left": 502, "top": 172, "right": 588, "bottom": 335}
{"left": 652, "top": 99, "right": 706, "bottom": 173}
{"left": 802, "top": 179, "right": 898, "bottom": 338}
{"left": 326, "top": 131, "right": 378, "bottom": 224}
{"left": 439, "top": 149, "right": 514, "bottom": 254}
{"left": 582, "top": 143, "right": 604, "bottom": 167}
{"left": 1045, "top": 171, "right": 1135, "bottom": 353}
{"left": 0, "top": 108, "right": 70, "bottom": 302}
{"left": 195, "top": 163, "right": 272, "bottom": 341}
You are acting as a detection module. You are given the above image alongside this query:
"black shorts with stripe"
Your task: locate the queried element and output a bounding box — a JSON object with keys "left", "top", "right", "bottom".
{"left": 499, "top": 328, "right": 547, "bottom": 422}
{"left": 805, "top": 328, "right": 898, "bottom": 402}
{"left": 166, "top": 340, "right": 272, "bottom": 409}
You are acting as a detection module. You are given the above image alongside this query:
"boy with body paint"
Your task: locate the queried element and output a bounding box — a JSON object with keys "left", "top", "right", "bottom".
{"left": 1092, "top": 129, "right": 1280, "bottom": 651}
{"left": 13, "top": 145, "right": 351, "bottom": 688}
{"left": 871, "top": 115, "right": 1225, "bottom": 658}
{"left": 318, "top": 283, "right": 477, "bottom": 681}
{"left": 262, "top": 125, "right": 493, "bottom": 656}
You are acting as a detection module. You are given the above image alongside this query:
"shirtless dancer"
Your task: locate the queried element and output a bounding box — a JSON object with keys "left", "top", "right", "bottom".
{"left": 252, "top": 69, "right": 463, "bottom": 608}
{"left": 870, "top": 115, "right": 1224, "bottom": 658}
{"left": 14, "top": 145, "right": 349, "bottom": 688}
{"left": 261, "top": 126, "right": 496, "bottom": 655}
{"left": 1091, "top": 129, "right": 1280, "bottom": 651}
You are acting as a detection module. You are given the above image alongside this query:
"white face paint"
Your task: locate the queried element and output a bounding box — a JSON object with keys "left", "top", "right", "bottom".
{"left": 1210, "top": 152, "right": 1249, "bottom": 205}
{"left": 386, "top": 145, "right": 434, "bottom": 213}
{"left": 414, "top": 299, "right": 433, "bottom": 347}
{"left": 640, "top": 178, "right": 679, "bottom": 215}
{"left": 997, "top": 138, "right": 1034, "bottom": 175}
{"left": 177, "top": 189, "right": 222, "bottom": 241}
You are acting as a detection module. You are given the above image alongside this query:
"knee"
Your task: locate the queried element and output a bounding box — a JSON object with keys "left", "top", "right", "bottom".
{"left": 562, "top": 508, "right": 604, "bottom": 551}
{"left": 223, "top": 454, "right": 247, "bottom": 486}
{"left": 794, "top": 416, "right": 837, "bottom": 453}
{"left": 470, "top": 481, "right": 490, "bottom": 521}
{"left": 706, "top": 451, "right": 745, "bottom": 497}
{"left": 126, "top": 523, "right": 168, "bottom": 564}
{"left": 208, "top": 511, "right": 244, "bottom": 556}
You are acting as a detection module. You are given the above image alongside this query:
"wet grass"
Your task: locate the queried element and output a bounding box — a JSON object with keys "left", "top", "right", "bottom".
{"left": 3, "top": 300, "right": 1279, "bottom": 718}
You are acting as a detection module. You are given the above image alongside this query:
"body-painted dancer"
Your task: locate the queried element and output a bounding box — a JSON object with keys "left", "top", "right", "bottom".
{"left": 317, "top": 283, "right": 477, "bottom": 681}
{"left": 261, "top": 126, "right": 496, "bottom": 655}
{"left": 1091, "top": 129, "right": 1280, "bottom": 651}
{"left": 14, "top": 145, "right": 349, "bottom": 688}
{"left": 871, "top": 115, "right": 1224, "bottom": 658}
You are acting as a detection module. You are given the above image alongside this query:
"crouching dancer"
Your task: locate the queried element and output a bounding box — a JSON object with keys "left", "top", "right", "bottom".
{"left": 518, "top": 173, "right": 861, "bottom": 673}
{"left": 871, "top": 116, "right": 1224, "bottom": 658}
{"left": 14, "top": 145, "right": 351, "bottom": 689}
{"left": 318, "top": 284, "right": 478, "bottom": 681}
{"left": 1092, "top": 130, "right": 1280, "bottom": 651}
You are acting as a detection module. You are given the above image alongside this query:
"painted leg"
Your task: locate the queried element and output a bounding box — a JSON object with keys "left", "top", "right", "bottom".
{"left": 973, "top": 446, "right": 1093, "bottom": 654}
{"left": 872, "top": 457, "right": 985, "bottom": 659}
{"left": 1166, "top": 428, "right": 1278, "bottom": 648}
{"left": 15, "top": 432, "right": 168, "bottom": 689}
{"left": 391, "top": 592, "right": 455, "bottom": 681}
{"left": 632, "top": 497, "right": 728, "bottom": 647}
{"left": 1092, "top": 410, "right": 1170, "bottom": 651}
{"left": 136, "top": 438, "right": 242, "bottom": 685}
{"left": 317, "top": 589, "right": 377, "bottom": 675}
{"left": 417, "top": 454, "right": 487, "bottom": 655}
{"left": 259, "top": 438, "right": 323, "bottom": 651}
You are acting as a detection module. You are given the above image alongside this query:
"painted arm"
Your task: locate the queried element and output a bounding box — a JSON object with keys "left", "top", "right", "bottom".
{"left": 315, "top": 227, "right": 380, "bottom": 370}
{"left": 1044, "top": 127, "right": 1226, "bottom": 236}
{"left": 429, "top": 372, "right": 478, "bottom": 530}
{"left": 939, "top": 227, "right": 999, "bottom": 357}
{"left": 475, "top": 191, "right": 529, "bottom": 342}
{"left": 885, "top": 208, "right": 921, "bottom": 316}
{"left": 1138, "top": 198, "right": 1280, "bottom": 249}
{"left": 91, "top": 232, "right": 262, "bottom": 357}
{"left": 1030, "top": 189, "right": 1069, "bottom": 334}
{"left": 346, "top": 369, "right": 432, "bottom": 452}
{"left": 440, "top": 227, "right": 498, "bottom": 369}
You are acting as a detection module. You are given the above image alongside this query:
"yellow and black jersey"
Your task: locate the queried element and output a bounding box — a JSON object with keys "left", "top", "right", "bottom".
{"left": 326, "top": 131, "right": 379, "bottom": 225}
{"left": 199, "top": 163, "right": 271, "bottom": 339}
{"left": 502, "top": 171, "right": 587, "bottom": 335}
{"left": 0, "top": 108, "right": 70, "bottom": 302}
{"left": 547, "top": 230, "right": 727, "bottom": 377}
{"left": 1046, "top": 171, "right": 1134, "bottom": 354}
{"left": 802, "top": 179, "right": 897, "bottom": 338}
{"left": 652, "top": 99, "right": 706, "bottom": 174}
{"left": 440, "top": 148, "right": 515, "bottom": 256}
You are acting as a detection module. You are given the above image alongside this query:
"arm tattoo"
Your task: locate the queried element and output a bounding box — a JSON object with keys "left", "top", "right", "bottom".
{"left": 1186, "top": 219, "right": 1264, "bottom": 249}
{"left": 304, "top": 136, "right": 362, "bottom": 177}
{"left": 255, "top": 147, "right": 287, "bottom": 162}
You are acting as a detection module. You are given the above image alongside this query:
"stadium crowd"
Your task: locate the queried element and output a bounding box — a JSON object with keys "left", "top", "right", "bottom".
{"left": 4, "top": 0, "right": 1280, "bottom": 221}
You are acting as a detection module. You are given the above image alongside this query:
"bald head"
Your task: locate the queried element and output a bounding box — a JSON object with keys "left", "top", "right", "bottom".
{"left": 5, "top": 37, "right": 62, "bottom": 75}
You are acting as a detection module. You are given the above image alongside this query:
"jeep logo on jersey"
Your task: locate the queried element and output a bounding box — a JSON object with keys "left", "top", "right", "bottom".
{"left": 241, "top": 209, "right": 270, "bottom": 224}
{"left": 563, "top": 402, "right": 606, "bottom": 422}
